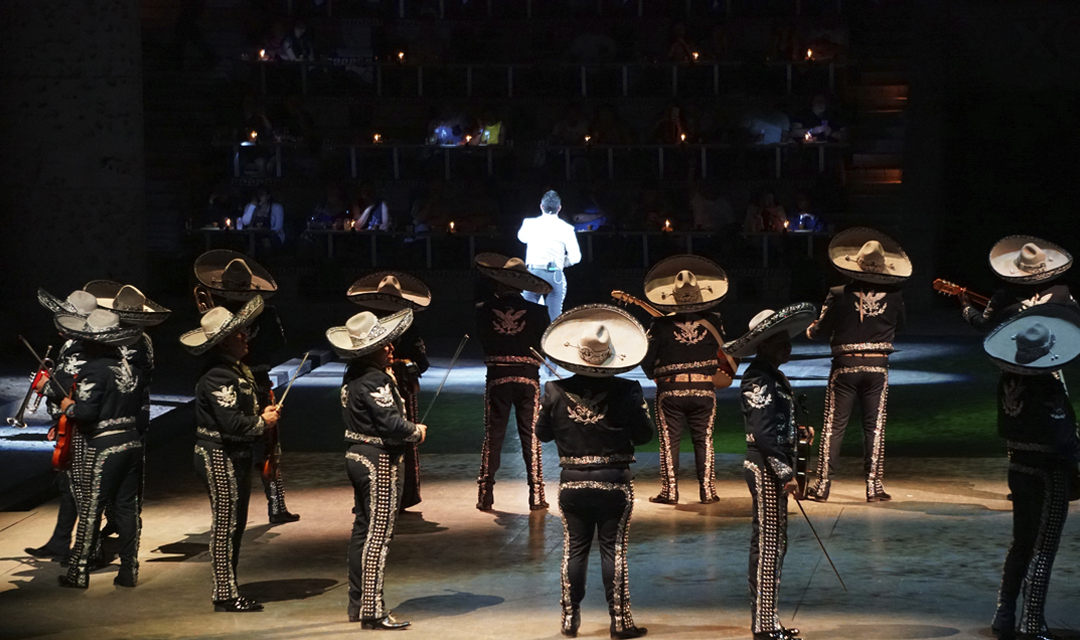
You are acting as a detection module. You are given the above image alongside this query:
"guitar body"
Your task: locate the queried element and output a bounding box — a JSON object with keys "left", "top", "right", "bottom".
{"left": 611, "top": 290, "right": 739, "bottom": 389}
{"left": 52, "top": 415, "right": 73, "bottom": 471}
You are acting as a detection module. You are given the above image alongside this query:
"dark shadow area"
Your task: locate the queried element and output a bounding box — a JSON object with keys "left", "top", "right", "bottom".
{"left": 871, "top": 501, "right": 1001, "bottom": 516}
{"left": 807, "top": 624, "right": 959, "bottom": 639}
{"left": 632, "top": 624, "right": 745, "bottom": 637}
{"left": 148, "top": 541, "right": 209, "bottom": 563}
{"left": 241, "top": 578, "right": 339, "bottom": 602}
{"left": 394, "top": 511, "right": 449, "bottom": 535}
{"left": 393, "top": 590, "right": 504, "bottom": 621}
{"left": 676, "top": 497, "right": 753, "bottom": 517}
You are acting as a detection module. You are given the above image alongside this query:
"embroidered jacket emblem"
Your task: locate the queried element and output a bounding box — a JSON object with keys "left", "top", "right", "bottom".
{"left": 854, "top": 291, "right": 888, "bottom": 318}
{"left": 673, "top": 321, "right": 706, "bottom": 345}
{"left": 1021, "top": 293, "right": 1053, "bottom": 310}
{"left": 60, "top": 354, "right": 87, "bottom": 376}
{"left": 109, "top": 360, "right": 138, "bottom": 395}
{"left": 493, "top": 308, "right": 528, "bottom": 335}
{"left": 744, "top": 384, "right": 772, "bottom": 409}
{"left": 212, "top": 385, "right": 238, "bottom": 409}
{"left": 1002, "top": 379, "right": 1024, "bottom": 418}
{"left": 76, "top": 379, "right": 96, "bottom": 401}
{"left": 566, "top": 390, "right": 608, "bottom": 424}
{"left": 370, "top": 383, "right": 395, "bottom": 408}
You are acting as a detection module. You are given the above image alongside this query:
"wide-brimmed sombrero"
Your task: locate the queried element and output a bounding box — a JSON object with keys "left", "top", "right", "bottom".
{"left": 38, "top": 289, "right": 98, "bottom": 318}
{"left": 644, "top": 255, "right": 728, "bottom": 313}
{"left": 828, "top": 228, "right": 912, "bottom": 284}
{"left": 984, "top": 302, "right": 1080, "bottom": 375}
{"left": 723, "top": 303, "right": 818, "bottom": 359}
{"left": 326, "top": 309, "right": 413, "bottom": 360}
{"left": 83, "top": 280, "right": 171, "bottom": 326}
{"left": 541, "top": 304, "right": 648, "bottom": 377}
{"left": 347, "top": 272, "right": 432, "bottom": 312}
{"left": 475, "top": 253, "right": 553, "bottom": 295}
{"left": 194, "top": 250, "right": 278, "bottom": 301}
{"left": 180, "top": 296, "right": 265, "bottom": 355}
{"left": 55, "top": 309, "right": 144, "bottom": 347}
{"left": 989, "top": 236, "right": 1072, "bottom": 284}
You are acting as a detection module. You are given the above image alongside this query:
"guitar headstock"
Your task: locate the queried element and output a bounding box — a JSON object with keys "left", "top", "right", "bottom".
{"left": 610, "top": 290, "right": 636, "bottom": 305}
{"left": 932, "top": 278, "right": 964, "bottom": 297}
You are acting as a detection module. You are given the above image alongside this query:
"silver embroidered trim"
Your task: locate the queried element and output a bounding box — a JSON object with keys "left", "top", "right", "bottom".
{"left": 654, "top": 360, "right": 719, "bottom": 377}
{"left": 1002, "top": 379, "right": 1025, "bottom": 418}
{"left": 560, "top": 454, "right": 636, "bottom": 466}
{"left": 660, "top": 388, "right": 715, "bottom": 398}
{"left": 768, "top": 456, "right": 794, "bottom": 481}
{"left": 345, "top": 431, "right": 406, "bottom": 447}
{"left": 673, "top": 321, "right": 707, "bottom": 345}
{"left": 831, "top": 342, "right": 894, "bottom": 356}
{"left": 566, "top": 390, "right": 608, "bottom": 425}
{"left": 744, "top": 384, "right": 772, "bottom": 409}
{"left": 76, "top": 379, "right": 96, "bottom": 402}
{"left": 1007, "top": 441, "right": 1059, "bottom": 455}
{"left": 212, "top": 385, "right": 237, "bottom": 409}
{"left": 370, "top": 383, "right": 395, "bottom": 408}
{"left": 485, "top": 355, "right": 541, "bottom": 366}
{"left": 854, "top": 291, "right": 888, "bottom": 317}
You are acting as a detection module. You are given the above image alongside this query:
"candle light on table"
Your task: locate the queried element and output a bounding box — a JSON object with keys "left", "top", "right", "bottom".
{"left": 373, "top": 133, "right": 382, "bottom": 143}
{"left": 584, "top": 135, "right": 591, "bottom": 145}
{"left": 225, "top": 218, "right": 232, "bottom": 229}
{"left": 259, "top": 49, "right": 268, "bottom": 61}
{"left": 465, "top": 134, "right": 472, "bottom": 144}
{"left": 804, "top": 131, "right": 813, "bottom": 142}
{"left": 680, "top": 133, "right": 686, "bottom": 143}
{"left": 692, "top": 52, "right": 699, "bottom": 61}
{"left": 449, "top": 221, "right": 456, "bottom": 233}
{"left": 398, "top": 51, "right": 405, "bottom": 62}
{"left": 806, "top": 48, "right": 813, "bottom": 60}
{"left": 663, "top": 219, "right": 673, "bottom": 232}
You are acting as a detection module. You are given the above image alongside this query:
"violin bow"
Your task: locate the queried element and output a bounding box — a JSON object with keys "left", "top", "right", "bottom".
{"left": 419, "top": 334, "right": 470, "bottom": 424}
{"left": 274, "top": 351, "right": 310, "bottom": 409}
{"left": 530, "top": 347, "right": 562, "bottom": 379}
{"left": 792, "top": 497, "right": 847, "bottom": 591}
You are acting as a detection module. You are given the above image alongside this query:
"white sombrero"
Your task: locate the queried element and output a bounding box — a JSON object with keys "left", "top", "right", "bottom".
{"left": 180, "top": 296, "right": 265, "bottom": 355}
{"left": 644, "top": 254, "right": 728, "bottom": 313}
{"left": 55, "top": 309, "right": 143, "bottom": 347}
{"left": 989, "top": 236, "right": 1072, "bottom": 284}
{"left": 347, "top": 272, "right": 432, "bottom": 312}
{"left": 83, "top": 280, "right": 171, "bottom": 326}
{"left": 326, "top": 309, "right": 413, "bottom": 360}
{"left": 723, "top": 302, "right": 818, "bottom": 359}
{"left": 475, "top": 253, "right": 553, "bottom": 295}
{"left": 194, "top": 250, "right": 278, "bottom": 301}
{"left": 38, "top": 288, "right": 99, "bottom": 318}
{"left": 541, "top": 304, "right": 648, "bottom": 377}
{"left": 828, "top": 228, "right": 912, "bottom": 284}
{"left": 984, "top": 303, "right": 1080, "bottom": 375}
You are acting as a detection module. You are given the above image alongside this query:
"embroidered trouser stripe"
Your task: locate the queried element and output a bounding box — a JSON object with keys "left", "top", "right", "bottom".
{"left": 478, "top": 375, "right": 545, "bottom": 506}
{"left": 812, "top": 365, "right": 889, "bottom": 497}
{"left": 656, "top": 388, "right": 717, "bottom": 500}
{"left": 994, "top": 458, "right": 1070, "bottom": 634}
{"left": 558, "top": 481, "right": 636, "bottom": 632}
{"left": 745, "top": 459, "right": 787, "bottom": 634}
{"left": 195, "top": 444, "right": 252, "bottom": 602}
{"left": 347, "top": 448, "right": 402, "bottom": 620}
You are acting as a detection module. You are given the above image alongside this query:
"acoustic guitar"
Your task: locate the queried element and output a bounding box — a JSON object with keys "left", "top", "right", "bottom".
{"left": 932, "top": 279, "right": 990, "bottom": 309}
{"left": 610, "top": 290, "right": 739, "bottom": 389}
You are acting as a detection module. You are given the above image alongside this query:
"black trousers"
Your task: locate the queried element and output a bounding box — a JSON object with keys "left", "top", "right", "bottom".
{"left": 812, "top": 359, "right": 889, "bottom": 498}
{"left": 67, "top": 435, "right": 143, "bottom": 587}
{"left": 993, "top": 453, "right": 1070, "bottom": 636}
{"left": 655, "top": 384, "right": 717, "bottom": 501}
{"left": 478, "top": 370, "right": 546, "bottom": 507}
{"left": 40, "top": 470, "right": 78, "bottom": 555}
{"left": 346, "top": 444, "right": 404, "bottom": 621}
{"left": 194, "top": 442, "right": 253, "bottom": 602}
{"left": 744, "top": 455, "right": 788, "bottom": 635}
{"left": 558, "top": 469, "right": 636, "bottom": 634}
{"left": 400, "top": 382, "right": 422, "bottom": 510}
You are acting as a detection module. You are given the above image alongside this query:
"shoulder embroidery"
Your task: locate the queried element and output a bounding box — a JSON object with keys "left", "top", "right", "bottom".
{"left": 341, "top": 386, "right": 349, "bottom": 408}
{"left": 108, "top": 360, "right": 138, "bottom": 395}
{"left": 370, "top": 383, "right": 395, "bottom": 408}
{"left": 744, "top": 384, "right": 772, "bottom": 409}
{"left": 1002, "top": 379, "right": 1024, "bottom": 418}
{"left": 1021, "top": 293, "right": 1053, "bottom": 310}
{"left": 854, "top": 291, "right": 888, "bottom": 319}
{"left": 76, "top": 379, "right": 96, "bottom": 401}
{"left": 493, "top": 308, "right": 528, "bottom": 335}
{"left": 566, "top": 390, "right": 608, "bottom": 425}
{"left": 212, "top": 385, "right": 238, "bottom": 409}
{"left": 60, "top": 353, "right": 87, "bottom": 376}
{"left": 673, "top": 321, "right": 706, "bottom": 345}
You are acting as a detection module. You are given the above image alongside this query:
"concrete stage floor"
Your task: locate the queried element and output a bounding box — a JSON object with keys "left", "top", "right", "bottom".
{"left": 4, "top": 452, "right": 1080, "bottom": 640}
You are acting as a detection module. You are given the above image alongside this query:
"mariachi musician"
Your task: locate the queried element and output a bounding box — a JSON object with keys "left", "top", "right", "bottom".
{"left": 805, "top": 228, "right": 909, "bottom": 503}
{"left": 182, "top": 296, "right": 278, "bottom": 611}
{"left": 724, "top": 303, "right": 818, "bottom": 640}
{"left": 193, "top": 250, "right": 299, "bottom": 524}
{"left": 639, "top": 255, "right": 729, "bottom": 505}
{"left": 346, "top": 272, "right": 432, "bottom": 512}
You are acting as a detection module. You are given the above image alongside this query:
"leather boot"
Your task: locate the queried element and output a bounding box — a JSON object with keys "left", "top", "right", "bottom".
{"left": 214, "top": 597, "right": 264, "bottom": 612}
{"left": 561, "top": 604, "right": 581, "bottom": 637}
{"left": 610, "top": 621, "right": 648, "bottom": 639}
{"left": 360, "top": 612, "right": 411, "bottom": 630}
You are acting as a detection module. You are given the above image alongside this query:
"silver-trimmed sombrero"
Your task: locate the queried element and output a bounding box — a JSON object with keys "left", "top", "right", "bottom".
{"left": 38, "top": 288, "right": 98, "bottom": 318}
{"left": 644, "top": 254, "right": 728, "bottom": 313}
{"left": 989, "top": 236, "right": 1072, "bottom": 284}
{"left": 984, "top": 302, "right": 1080, "bottom": 375}
{"left": 475, "top": 253, "right": 553, "bottom": 295}
{"left": 828, "top": 228, "right": 912, "bottom": 284}
{"left": 55, "top": 309, "right": 144, "bottom": 347}
{"left": 83, "top": 280, "right": 171, "bottom": 326}
{"left": 541, "top": 304, "right": 648, "bottom": 377}
{"left": 327, "top": 308, "right": 413, "bottom": 360}
{"left": 194, "top": 250, "right": 278, "bottom": 301}
{"left": 723, "top": 302, "right": 818, "bottom": 359}
{"left": 180, "top": 296, "right": 265, "bottom": 355}
{"left": 347, "top": 272, "right": 432, "bottom": 312}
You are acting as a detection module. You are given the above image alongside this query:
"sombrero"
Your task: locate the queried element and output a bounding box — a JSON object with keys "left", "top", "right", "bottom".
{"left": 194, "top": 250, "right": 278, "bottom": 300}
{"left": 55, "top": 309, "right": 143, "bottom": 347}
{"left": 475, "top": 253, "right": 553, "bottom": 295}
{"left": 644, "top": 254, "right": 728, "bottom": 313}
{"left": 180, "top": 296, "right": 265, "bottom": 355}
{"left": 38, "top": 288, "right": 98, "bottom": 318}
{"left": 347, "top": 272, "right": 432, "bottom": 312}
{"left": 541, "top": 304, "right": 648, "bottom": 377}
{"left": 83, "top": 281, "right": 171, "bottom": 326}
{"left": 984, "top": 302, "right": 1080, "bottom": 375}
{"left": 828, "top": 228, "right": 912, "bottom": 284}
{"left": 326, "top": 309, "right": 413, "bottom": 360}
{"left": 723, "top": 303, "right": 818, "bottom": 359}
{"left": 989, "top": 236, "right": 1072, "bottom": 284}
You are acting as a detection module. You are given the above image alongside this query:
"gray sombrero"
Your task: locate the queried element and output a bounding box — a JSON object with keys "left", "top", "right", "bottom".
{"left": 723, "top": 302, "right": 818, "bottom": 359}
{"left": 83, "top": 280, "right": 171, "bottom": 326}
{"left": 38, "top": 288, "right": 99, "bottom": 318}
{"left": 327, "top": 308, "right": 413, "bottom": 360}
{"left": 347, "top": 272, "right": 432, "bottom": 312}
{"left": 541, "top": 304, "right": 648, "bottom": 377}
{"left": 475, "top": 253, "right": 553, "bottom": 295}
{"left": 55, "top": 309, "right": 144, "bottom": 347}
{"left": 180, "top": 296, "right": 265, "bottom": 355}
{"left": 984, "top": 302, "right": 1080, "bottom": 375}
{"left": 194, "top": 250, "right": 278, "bottom": 301}
{"left": 644, "top": 254, "right": 729, "bottom": 313}
{"left": 989, "top": 236, "right": 1072, "bottom": 284}
{"left": 828, "top": 228, "right": 912, "bottom": 284}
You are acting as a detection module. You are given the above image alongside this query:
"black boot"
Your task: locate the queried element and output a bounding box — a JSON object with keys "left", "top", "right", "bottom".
{"left": 477, "top": 485, "right": 494, "bottom": 511}
{"left": 699, "top": 486, "right": 719, "bottom": 504}
{"left": 610, "top": 621, "right": 648, "bottom": 639}
{"left": 269, "top": 511, "right": 301, "bottom": 524}
{"left": 360, "top": 612, "right": 411, "bottom": 630}
{"left": 25, "top": 544, "right": 68, "bottom": 559}
{"left": 561, "top": 604, "right": 581, "bottom": 637}
{"left": 648, "top": 491, "right": 678, "bottom": 505}
{"left": 214, "top": 597, "right": 264, "bottom": 612}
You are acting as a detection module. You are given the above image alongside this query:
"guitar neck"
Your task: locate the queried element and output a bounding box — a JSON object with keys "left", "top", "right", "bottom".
{"left": 932, "top": 279, "right": 990, "bottom": 309}
{"left": 611, "top": 291, "right": 665, "bottom": 317}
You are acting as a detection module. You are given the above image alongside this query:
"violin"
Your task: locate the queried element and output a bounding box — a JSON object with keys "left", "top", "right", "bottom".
{"left": 262, "top": 389, "right": 281, "bottom": 483}
{"left": 51, "top": 381, "right": 77, "bottom": 471}
{"left": 392, "top": 359, "right": 421, "bottom": 397}
{"left": 795, "top": 393, "right": 815, "bottom": 497}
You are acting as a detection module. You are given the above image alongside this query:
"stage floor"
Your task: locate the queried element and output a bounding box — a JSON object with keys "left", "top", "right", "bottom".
{"left": 3, "top": 452, "right": 1080, "bottom": 640}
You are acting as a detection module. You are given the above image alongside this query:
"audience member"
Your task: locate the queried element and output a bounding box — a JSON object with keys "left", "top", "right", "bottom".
{"left": 282, "top": 20, "right": 316, "bottom": 61}
{"left": 353, "top": 185, "right": 391, "bottom": 231}
{"left": 788, "top": 191, "right": 827, "bottom": 232}
{"left": 428, "top": 106, "right": 472, "bottom": 146}
{"left": 668, "top": 22, "right": 697, "bottom": 62}
{"left": 690, "top": 181, "right": 735, "bottom": 232}
{"left": 469, "top": 110, "right": 505, "bottom": 146}
{"left": 261, "top": 21, "right": 290, "bottom": 60}
{"left": 742, "top": 101, "right": 791, "bottom": 145}
{"left": 634, "top": 188, "right": 675, "bottom": 231}
{"left": 204, "top": 185, "right": 241, "bottom": 229}
{"left": 744, "top": 191, "right": 786, "bottom": 233}
{"left": 239, "top": 188, "right": 286, "bottom": 246}
{"left": 650, "top": 103, "right": 690, "bottom": 144}
{"left": 310, "top": 184, "right": 349, "bottom": 230}
{"left": 791, "top": 93, "right": 846, "bottom": 142}
{"left": 550, "top": 104, "right": 590, "bottom": 145}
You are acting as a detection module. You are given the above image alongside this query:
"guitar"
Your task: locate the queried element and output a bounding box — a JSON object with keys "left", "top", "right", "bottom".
{"left": 610, "top": 290, "right": 739, "bottom": 389}
{"left": 795, "top": 393, "right": 814, "bottom": 497}
{"left": 932, "top": 279, "right": 990, "bottom": 309}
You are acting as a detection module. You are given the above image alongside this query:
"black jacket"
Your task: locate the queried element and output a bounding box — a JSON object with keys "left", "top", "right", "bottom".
{"left": 394, "top": 323, "right": 430, "bottom": 375}
{"left": 475, "top": 292, "right": 549, "bottom": 373}
{"left": 67, "top": 350, "right": 145, "bottom": 442}
{"left": 46, "top": 339, "right": 87, "bottom": 415}
{"left": 641, "top": 311, "right": 723, "bottom": 379}
{"left": 341, "top": 361, "right": 422, "bottom": 450}
{"left": 740, "top": 360, "right": 797, "bottom": 483}
{"left": 997, "top": 372, "right": 1080, "bottom": 462}
{"left": 807, "top": 282, "right": 905, "bottom": 356}
{"left": 195, "top": 355, "right": 266, "bottom": 446}
{"left": 120, "top": 333, "right": 155, "bottom": 435}
{"left": 964, "top": 283, "right": 1077, "bottom": 333}
{"left": 535, "top": 375, "right": 653, "bottom": 470}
